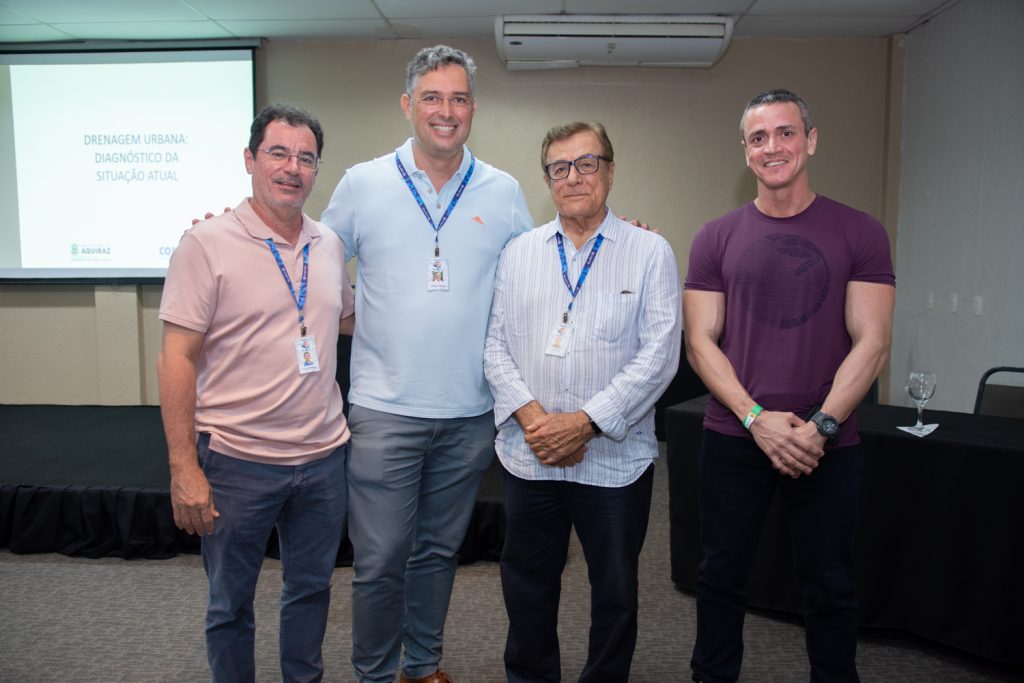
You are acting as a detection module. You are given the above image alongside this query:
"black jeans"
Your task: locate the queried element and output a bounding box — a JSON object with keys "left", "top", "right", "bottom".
{"left": 501, "top": 466, "right": 654, "bottom": 683}
{"left": 691, "top": 429, "right": 861, "bottom": 683}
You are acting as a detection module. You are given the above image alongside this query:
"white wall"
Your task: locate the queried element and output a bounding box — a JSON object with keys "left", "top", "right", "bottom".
{"left": 0, "top": 36, "right": 898, "bottom": 405}
{"left": 891, "top": 0, "right": 1024, "bottom": 411}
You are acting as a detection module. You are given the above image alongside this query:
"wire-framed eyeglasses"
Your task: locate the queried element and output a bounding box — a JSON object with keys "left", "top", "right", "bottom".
{"left": 259, "top": 147, "right": 320, "bottom": 171}
{"left": 416, "top": 94, "right": 475, "bottom": 110}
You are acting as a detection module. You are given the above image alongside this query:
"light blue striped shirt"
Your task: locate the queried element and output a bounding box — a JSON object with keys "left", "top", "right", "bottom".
{"left": 484, "top": 209, "right": 682, "bottom": 487}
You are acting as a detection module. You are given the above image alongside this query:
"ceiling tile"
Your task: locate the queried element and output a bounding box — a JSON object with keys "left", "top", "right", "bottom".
{"left": 0, "top": 0, "right": 962, "bottom": 44}
{"left": 0, "top": 0, "right": 205, "bottom": 23}
{"left": 0, "top": 23, "right": 74, "bottom": 41}
{"left": 388, "top": 16, "right": 500, "bottom": 39}
{"left": 50, "top": 20, "right": 234, "bottom": 40}
{"left": 216, "top": 18, "right": 393, "bottom": 40}
{"left": 735, "top": 15, "right": 916, "bottom": 37}
{"left": 187, "top": 0, "right": 381, "bottom": 22}
{"left": 378, "top": 0, "right": 559, "bottom": 18}
{"left": 746, "top": 0, "right": 950, "bottom": 17}
{"left": 0, "top": 5, "right": 36, "bottom": 24}
{"left": 564, "top": 0, "right": 751, "bottom": 14}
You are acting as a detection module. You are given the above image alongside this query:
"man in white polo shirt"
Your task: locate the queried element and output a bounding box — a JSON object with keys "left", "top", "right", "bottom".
{"left": 321, "top": 45, "right": 532, "bottom": 683}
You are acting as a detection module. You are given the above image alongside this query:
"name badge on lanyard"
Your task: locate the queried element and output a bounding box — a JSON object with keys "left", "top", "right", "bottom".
{"left": 546, "top": 232, "right": 604, "bottom": 356}
{"left": 294, "top": 336, "right": 321, "bottom": 374}
{"left": 396, "top": 153, "right": 475, "bottom": 292}
{"left": 545, "top": 321, "right": 572, "bottom": 357}
{"left": 266, "top": 239, "right": 319, "bottom": 375}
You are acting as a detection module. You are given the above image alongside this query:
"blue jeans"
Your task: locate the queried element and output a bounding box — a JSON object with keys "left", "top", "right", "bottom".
{"left": 691, "top": 429, "right": 861, "bottom": 683}
{"left": 501, "top": 466, "right": 654, "bottom": 683}
{"left": 198, "top": 435, "right": 348, "bottom": 683}
{"left": 345, "top": 405, "right": 496, "bottom": 682}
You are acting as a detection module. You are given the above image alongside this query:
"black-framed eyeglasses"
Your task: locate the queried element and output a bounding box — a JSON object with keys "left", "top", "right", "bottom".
{"left": 543, "top": 154, "right": 611, "bottom": 180}
{"left": 259, "top": 147, "right": 320, "bottom": 171}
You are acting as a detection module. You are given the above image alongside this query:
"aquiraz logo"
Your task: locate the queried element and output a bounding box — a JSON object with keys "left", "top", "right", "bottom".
{"left": 70, "top": 243, "right": 112, "bottom": 261}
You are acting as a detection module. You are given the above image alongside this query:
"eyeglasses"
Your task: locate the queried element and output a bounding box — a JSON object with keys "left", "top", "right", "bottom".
{"left": 259, "top": 147, "right": 320, "bottom": 171}
{"left": 543, "top": 154, "right": 611, "bottom": 181}
{"left": 415, "top": 94, "right": 475, "bottom": 110}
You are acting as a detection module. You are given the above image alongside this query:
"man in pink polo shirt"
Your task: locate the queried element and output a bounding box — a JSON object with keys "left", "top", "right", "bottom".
{"left": 157, "top": 104, "right": 355, "bottom": 682}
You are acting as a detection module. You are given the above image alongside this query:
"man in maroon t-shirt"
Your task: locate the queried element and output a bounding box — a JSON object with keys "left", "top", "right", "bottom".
{"left": 683, "top": 89, "right": 895, "bottom": 683}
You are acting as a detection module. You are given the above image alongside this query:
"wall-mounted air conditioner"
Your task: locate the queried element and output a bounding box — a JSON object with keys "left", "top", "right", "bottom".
{"left": 495, "top": 14, "right": 734, "bottom": 71}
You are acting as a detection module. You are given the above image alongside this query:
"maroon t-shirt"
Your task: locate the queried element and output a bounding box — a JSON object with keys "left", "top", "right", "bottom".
{"left": 685, "top": 196, "right": 895, "bottom": 447}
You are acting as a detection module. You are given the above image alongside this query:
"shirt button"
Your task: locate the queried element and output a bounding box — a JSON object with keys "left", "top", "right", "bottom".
{"left": 427, "top": 188, "right": 433, "bottom": 194}
{"left": 436, "top": 203, "right": 442, "bottom": 209}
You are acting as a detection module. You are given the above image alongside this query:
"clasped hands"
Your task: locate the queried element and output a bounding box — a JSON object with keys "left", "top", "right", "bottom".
{"left": 749, "top": 410, "right": 827, "bottom": 479}
{"left": 516, "top": 401, "right": 595, "bottom": 467}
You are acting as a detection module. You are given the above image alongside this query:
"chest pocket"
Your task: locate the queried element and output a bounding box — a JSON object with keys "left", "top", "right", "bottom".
{"left": 591, "top": 283, "right": 642, "bottom": 344}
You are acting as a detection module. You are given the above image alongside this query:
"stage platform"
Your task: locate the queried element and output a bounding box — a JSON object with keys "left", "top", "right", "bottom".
{"left": 0, "top": 404, "right": 505, "bottom": 563}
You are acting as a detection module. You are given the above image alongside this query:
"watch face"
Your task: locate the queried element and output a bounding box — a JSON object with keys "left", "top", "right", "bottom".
{"left": 816, "top": 414, "right": 839, "bottom": 437}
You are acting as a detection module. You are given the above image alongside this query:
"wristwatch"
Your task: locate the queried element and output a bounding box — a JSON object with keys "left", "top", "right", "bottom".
{"left": 809, "top": 410, "right": 840, "bottom": 441}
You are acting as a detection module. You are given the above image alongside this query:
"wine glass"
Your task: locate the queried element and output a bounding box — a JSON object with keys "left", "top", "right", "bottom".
{"left": 904, "top": 371, "right": 937, "bottom": 435}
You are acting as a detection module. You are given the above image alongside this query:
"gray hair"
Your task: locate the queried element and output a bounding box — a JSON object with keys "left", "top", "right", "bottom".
{"left": 405, "top": 45, "right": 477, "bottom": 96}
{"left": 739, "top": 89, "right": 814, "bottom": 141}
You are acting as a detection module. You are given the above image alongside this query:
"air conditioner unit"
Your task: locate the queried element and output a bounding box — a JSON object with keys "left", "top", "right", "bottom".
{"left": 495, "top": 15, "right": 734, "bottom": 71}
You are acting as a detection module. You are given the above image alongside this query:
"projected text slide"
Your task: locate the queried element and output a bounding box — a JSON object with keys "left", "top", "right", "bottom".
{"left": 8, "top": 55, "right": 252, "bottom": 271}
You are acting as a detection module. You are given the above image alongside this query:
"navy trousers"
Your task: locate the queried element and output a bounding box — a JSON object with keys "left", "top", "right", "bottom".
{"left": 501, "top": 466, "right": 654, "bottom": 683}
{"left": 691, "top": 429, "right": 861, "bottom": 683}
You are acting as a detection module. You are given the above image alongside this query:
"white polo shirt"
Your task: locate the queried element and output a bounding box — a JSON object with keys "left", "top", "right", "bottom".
{"left": 322, "top": 139, "right": 533, "bottom": 418}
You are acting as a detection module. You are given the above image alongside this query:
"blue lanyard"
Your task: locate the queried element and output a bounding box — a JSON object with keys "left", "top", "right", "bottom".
{"left": 396, "top": 153, "right": 476, "bottom": 257}
{"left": 266, "top": 239, "right": 309, "bottom": 336}
{"left": 556, "top": 232, "right": 604, "bottom": 323}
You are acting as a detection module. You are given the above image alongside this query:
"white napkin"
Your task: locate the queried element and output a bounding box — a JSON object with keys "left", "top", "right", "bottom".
{"left": 897, "top": 423, "right": 939, "bottom": 438}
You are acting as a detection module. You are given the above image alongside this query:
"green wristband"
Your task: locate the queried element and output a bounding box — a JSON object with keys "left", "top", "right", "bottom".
{"left": 743, "top": 404, "right": 763, "bottom": 430}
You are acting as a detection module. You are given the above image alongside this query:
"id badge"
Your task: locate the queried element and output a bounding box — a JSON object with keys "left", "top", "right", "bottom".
{"left": 294, "top": 336, "right": 320, "bottom": 374}
{"left": 427, "top": 258, "right": 450, "bottom": 291}
{"left": 544, "top": 321, "right": 572, "bottom": 357}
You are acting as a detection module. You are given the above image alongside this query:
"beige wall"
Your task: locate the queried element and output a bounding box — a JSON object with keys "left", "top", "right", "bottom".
{"left": 0, "top": 36, "right": 900, "bottom": 406}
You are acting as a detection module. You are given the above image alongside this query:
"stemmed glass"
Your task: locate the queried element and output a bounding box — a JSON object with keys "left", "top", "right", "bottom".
{"left": 899, "top": 371, "right": 938, "bottom": 436}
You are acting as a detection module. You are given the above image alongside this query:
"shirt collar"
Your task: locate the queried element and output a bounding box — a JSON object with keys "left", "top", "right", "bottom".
{"left": 396, "top": 137, "right": 474, "bottom": 183}
{"left": 237, "top": 198, "right": 319, "bottom": 248}
{"left": 545, "top": 206, "right": 623, "bottom": 245}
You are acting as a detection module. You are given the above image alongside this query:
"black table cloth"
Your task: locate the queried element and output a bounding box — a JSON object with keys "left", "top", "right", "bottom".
{"left": 666, "top": 395, "right": 1024, "bottom": 666}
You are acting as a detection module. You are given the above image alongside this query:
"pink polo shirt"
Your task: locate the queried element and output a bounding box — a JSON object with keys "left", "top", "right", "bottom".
{"left": 159, "top": 199, "right": 355, "bottom": 464}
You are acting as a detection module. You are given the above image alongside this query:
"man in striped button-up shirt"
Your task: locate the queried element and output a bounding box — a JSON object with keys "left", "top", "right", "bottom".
{"left": 483, "top": 121, "right": 681, "bottom": 683}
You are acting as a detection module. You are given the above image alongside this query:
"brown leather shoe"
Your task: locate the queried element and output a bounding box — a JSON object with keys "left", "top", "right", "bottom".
{"left": 399, "top": 670, "right": 454, "bottom": 683}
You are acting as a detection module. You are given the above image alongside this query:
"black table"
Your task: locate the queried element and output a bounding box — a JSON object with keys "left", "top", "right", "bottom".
{"left": 666, "top": 395, "right": 1024, "bottom": 667}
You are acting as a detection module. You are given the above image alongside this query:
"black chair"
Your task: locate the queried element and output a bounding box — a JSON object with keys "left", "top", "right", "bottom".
{"left": 973, "top": 366, "right": 1024, "bottom": 418}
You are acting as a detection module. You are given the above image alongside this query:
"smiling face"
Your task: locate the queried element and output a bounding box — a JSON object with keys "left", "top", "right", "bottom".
{"left": 544, "top": 130, "right": 614, "bottom": 232}
{"left": 243, "top": 119, "right": 318, "bottom": 219}
{"left": 742, "top": 101, "right": 817, "bottom": 193}
{"left": 401, "top": 63, "right": 476, "bottom": 163}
